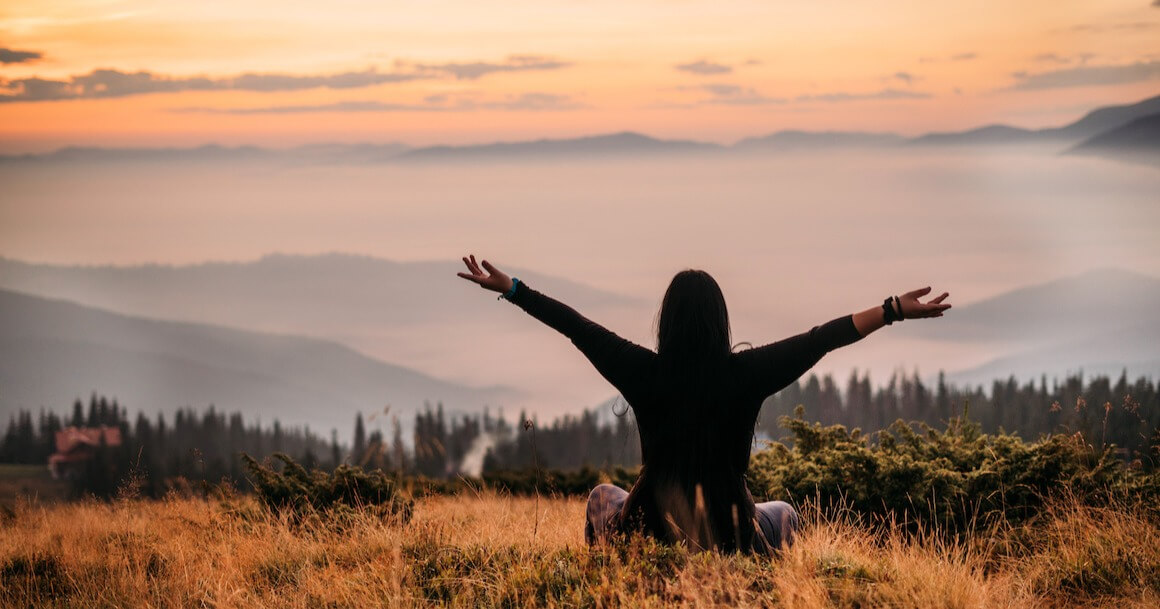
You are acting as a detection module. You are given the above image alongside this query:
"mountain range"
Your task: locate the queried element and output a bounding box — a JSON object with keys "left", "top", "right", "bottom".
{"left": 1, "top": 254, "right": 1156, "bottom": 431}
{"left": 896, "top": 268, "right": 1160, "bottom": 388}
{"left": 3, "top": 94, "right": 1156, "bottom": 163}
{"left": 1068, "top": 113, "right": 1160, "bottom": 162}
{"left": 0, "top": 288, "right": 515, "bottom": 438}
{"left": 0, "top": 254, "right": 646, "bottom": 431}
{"left": 0, "top": 253, "right": 638, "bottom": 335}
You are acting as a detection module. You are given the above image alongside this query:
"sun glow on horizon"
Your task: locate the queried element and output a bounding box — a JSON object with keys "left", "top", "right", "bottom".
{"left": 1, "top": 0, "right": 1159, "bottom": 151}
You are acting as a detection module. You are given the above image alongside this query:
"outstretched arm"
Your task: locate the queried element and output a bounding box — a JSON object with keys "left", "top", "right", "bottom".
{"left": 738, "top": 286, "right": 952, "bottom": 399}
{"left": 456, "top": 254, "right": 653, "bottom": 394}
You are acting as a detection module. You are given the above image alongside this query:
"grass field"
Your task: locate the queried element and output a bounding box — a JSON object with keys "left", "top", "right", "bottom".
{"left": 0, "top": 464, "right": 69, "bottom": 505}
{"left": 2, "top": 491, "right": 1158, "bottom": 608}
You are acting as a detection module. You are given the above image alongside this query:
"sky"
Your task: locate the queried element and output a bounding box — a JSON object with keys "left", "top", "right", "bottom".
{"left": 2, "top": 0, "right": 1160, "bottom": 152}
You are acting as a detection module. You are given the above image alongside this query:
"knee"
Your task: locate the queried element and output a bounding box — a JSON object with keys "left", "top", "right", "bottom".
{"left": 587, "top": 484, "right": 622, "bottom": 512}
{"left": 586, "top": 484, "right": 625, "bottom": 546}
{"left": 756, "top": 500, "right": 802, "bottom": 551}
{"left": 767, "top": 501, "right": 802, "bottom": 532}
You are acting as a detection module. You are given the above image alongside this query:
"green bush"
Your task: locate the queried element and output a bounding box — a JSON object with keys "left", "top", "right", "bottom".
{"left": 747, "top": 407, "right": 1160, "bottom": 535}
{"left": 241, "top": 452, "right": 413, "bottom": 524}
{"left": 478, "top": 465, "right": 638, "bottom": 496}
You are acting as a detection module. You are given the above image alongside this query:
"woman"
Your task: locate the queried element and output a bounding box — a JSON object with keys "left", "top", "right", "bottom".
{"left": 457, "top": 254, "right": 950, "bottom": 554}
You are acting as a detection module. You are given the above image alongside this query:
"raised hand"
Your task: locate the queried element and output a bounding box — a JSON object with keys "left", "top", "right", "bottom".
{"left": 898, "top": 286, "right": 951, "bottom": 319}
{"left": 456, "top": 254, "right": 514, "bottom": 294}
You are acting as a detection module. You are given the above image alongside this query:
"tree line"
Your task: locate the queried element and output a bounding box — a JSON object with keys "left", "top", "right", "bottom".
{"left": 757, "top": 370, "right": 1158, "bottom": 460}
{"left": 0, "top": 394, "right": 336, "bottom": 497}
{"left": 1, "top": 370, "right": 1156, "bottom": 498}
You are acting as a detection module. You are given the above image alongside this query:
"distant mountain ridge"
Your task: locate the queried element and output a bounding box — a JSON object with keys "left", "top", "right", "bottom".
{"left": 895, "top": 268, "right": 1160, "bottom": 388}
{"left": 907, "top": 125, "right": 1039, "bottom": 146}
{"left": 733, "top": 130, "right": 904, "bottom": 150}
{"left": 401, "top": 131, "right": 721, "bottom": 160}
{"left": 0, "top": 253, "right": 647, "bottom": 410}
{"left": 896, "top": 267, "right": 1160, "bottom": 344}
{"left": 909, "top": 94, "right": 1160, "bottom": 146}
{"left": 0, "top": 142, "right": 409, "bottom": 164}
{"left": 1067, "top": 113, "right": 1160, "bottom": 163}
{"left": 3, "top": 93, "right": 1156, "bottom": 161}
{"left": 0, "top": 288, "right": 516, "bottom": 437}
{"left": 0, "top": 252, "right": 639, "bottom": 330}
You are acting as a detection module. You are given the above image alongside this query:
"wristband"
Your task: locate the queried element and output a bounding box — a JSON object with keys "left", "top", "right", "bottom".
{"left": 499, "top": 277, "right": 520, "bottom": 301}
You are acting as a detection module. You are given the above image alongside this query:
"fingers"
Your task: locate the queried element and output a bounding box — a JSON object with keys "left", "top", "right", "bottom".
{"left": 481, "top": 259, "right": 501, "bottom": 275}
{"left": 929, "top": 292, "right": 949, "bottom": 304}
{"left": 904, "top": 286, "right": 932, "bottom": 299}
{"left": 916, "top": 303, "right": 951, "bottom": 317}
{"left": 461, "top": 255, "right": 486, "bottom": 276}
{"left": 456, "top": 272, "right": 485, "bottom": 284}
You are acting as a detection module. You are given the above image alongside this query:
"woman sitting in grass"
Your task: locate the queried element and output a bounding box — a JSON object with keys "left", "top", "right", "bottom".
{"left": 457, "top": 255, "right": 950, "bottom": 554}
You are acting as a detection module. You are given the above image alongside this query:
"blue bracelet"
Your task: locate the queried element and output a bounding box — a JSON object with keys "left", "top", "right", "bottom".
{"left": 499, "top": 277, "right": 520, "bottom": 300}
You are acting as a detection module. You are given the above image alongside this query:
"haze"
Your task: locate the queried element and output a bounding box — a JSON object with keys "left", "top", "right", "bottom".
{"left": 2, "top": 148, "right": 1157, "bottom": 415}
{"left": 2, "top": 0, "right": 1159, "bottom": 425}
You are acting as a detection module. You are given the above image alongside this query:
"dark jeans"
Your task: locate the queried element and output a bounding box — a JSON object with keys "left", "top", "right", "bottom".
{"left": 585, "top": 483, "right": 801, "bottom": 552}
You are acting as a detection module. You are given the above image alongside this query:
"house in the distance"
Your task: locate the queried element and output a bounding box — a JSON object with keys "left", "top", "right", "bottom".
{"left": 48, "top": 426, "right": 122, "bottom": 480}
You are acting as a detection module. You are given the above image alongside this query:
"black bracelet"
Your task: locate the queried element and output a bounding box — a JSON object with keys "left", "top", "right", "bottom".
{"left": 882, "top": 296, "right": 900, "bottom": 325}
{"left": 894, "top": 295, "right": 904, "bottom": 321}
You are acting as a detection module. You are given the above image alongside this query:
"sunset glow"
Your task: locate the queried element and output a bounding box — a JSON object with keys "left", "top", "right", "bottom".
{"left": 3, "top": 0, "right": 1159, "bottom": 151}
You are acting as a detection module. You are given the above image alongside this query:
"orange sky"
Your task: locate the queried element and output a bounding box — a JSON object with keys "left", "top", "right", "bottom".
{"left": 2, "top": 0, "right": 1159, "bottom": 152}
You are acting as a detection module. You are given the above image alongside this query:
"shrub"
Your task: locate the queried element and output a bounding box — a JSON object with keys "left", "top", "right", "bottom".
{"left": 748, "top": 407, "right": 1160, "bottom": 536}
{"left": 241, "top": 452, "right": 413, "bottom": 524}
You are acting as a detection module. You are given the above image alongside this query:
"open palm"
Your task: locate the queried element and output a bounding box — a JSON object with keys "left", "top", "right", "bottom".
{"left": 899, "top": 286, "right": 951, "bottom": 319}
{"left": 457, "top": 254, "right": 513, "bottom": 293}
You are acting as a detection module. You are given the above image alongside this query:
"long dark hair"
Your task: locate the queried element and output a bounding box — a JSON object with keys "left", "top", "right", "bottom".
{"left": 655, "top": 270, "right": 732, "bottom": 373}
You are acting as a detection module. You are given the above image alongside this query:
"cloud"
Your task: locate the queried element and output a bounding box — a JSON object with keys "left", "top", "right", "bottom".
{"left": 171, "top": 92, "right": 584, "bottom": 114}
{"left": 1008, "top": 60, "right": 1160, "bottom": 90}
{"left": 668, "top": 83, "right": 928, "bottom": 107}
{"left": 674, "top": 60, "right": 733, "bottom": 75}
{"left": 1033, "top": 52, "right": 1096, "bottom": 65}
{"left": 893, "top": 71, "right": 917, "bottom": 84}
{"left": 0, "top": 56, "right": 572, "bottom": 102}
{"left": 174, "top": 101, "right": 440, "bottom": 114}
{"left": 1034, "top": 53, "right": 1068, "bottom": 64}
{"left": 919, "top": 52, "right": 978, "bottom": 63}
{"left": 408, "top": 55, "right": 570, "bottom": 80}
{"left": 795, "top": 88, "right": 931, "bottom": 102}
{"left": 676, "top": 83, "right": 786, "bottom": 105}
{"left": 691, "top": 84, "right": 741, "bottom": 96}
{"left": 0, "top": 47, "right": 42, "bottom": 64}
{"left": 1065, "top": 22, "right": 1156, "bottom": 33}
{"left": 0, "top": 67, "right": 428, "bottom": 102}
{"left": 478, "top": 92, "right": 584, "bottom": 110}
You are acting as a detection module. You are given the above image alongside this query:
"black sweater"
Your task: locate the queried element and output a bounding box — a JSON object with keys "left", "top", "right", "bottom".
{"left": 507, "top": 280, "right": 863, "bottom": 553}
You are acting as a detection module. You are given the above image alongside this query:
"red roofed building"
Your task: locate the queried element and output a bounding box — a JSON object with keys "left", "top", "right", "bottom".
{"left": 48, "top": 426, "right": 122, "bottom": 480}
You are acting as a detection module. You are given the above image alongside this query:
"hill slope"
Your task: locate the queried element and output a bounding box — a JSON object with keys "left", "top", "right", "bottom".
{"left": 0, "top": 252, "right": 639, "bottom": 340}
{"left": 0, "top": 288, "right": 514, "bottom": 435}
{"left": 908, "top": 93, "right": 1160, "bottom": 146}
{"left": 402, "top": 132, "right": 720, "bottom": 160}
{"left": 898, "top": 268, "right": 1160, "bottom": 344}
{"left": 1066, "top": 113, "right": 1160, "bottom": 163}
{"left": 893, "top": 268, "right": 1160, "bottom": 386}
{"left": 733, "top": 131, "right": 903, "bottom": 150}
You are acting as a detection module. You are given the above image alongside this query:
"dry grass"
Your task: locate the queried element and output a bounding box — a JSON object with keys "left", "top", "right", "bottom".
{"left": 1, "top": 492, "right": 1158, "bottom": 608}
